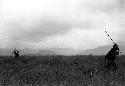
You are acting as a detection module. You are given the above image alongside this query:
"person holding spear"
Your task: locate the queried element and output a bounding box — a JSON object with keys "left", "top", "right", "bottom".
{"left": 105, "top": 30, "right": 119, "bottom": 69}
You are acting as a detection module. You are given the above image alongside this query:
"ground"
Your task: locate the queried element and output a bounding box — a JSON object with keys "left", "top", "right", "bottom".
{"left": 0, "top": 55, "right": 125, "bottom": 86}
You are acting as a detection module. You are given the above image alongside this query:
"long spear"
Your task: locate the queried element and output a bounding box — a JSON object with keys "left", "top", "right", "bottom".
{"left": 105, "top": 30, "right": 115, "bottom": 44}
{"left": 105, "top": 30, "right": 122, "bottom": 54}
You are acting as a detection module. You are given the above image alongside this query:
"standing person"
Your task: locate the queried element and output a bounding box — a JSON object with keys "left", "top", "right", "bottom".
{"left": 12, "top": 49, "right": 20, "bottom": 58}
{"left": 105, "top": 43, "right": 119, "bottom": 69}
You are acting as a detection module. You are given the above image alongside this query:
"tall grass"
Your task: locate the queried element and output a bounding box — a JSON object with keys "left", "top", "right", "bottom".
{"left": 0, "top": 55, "right": 125, "bottom": 86}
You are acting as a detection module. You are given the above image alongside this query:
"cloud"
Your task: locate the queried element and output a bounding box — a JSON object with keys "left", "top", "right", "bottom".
{"left": 4, "top": 17, "right": 71, "bottom": 42}
{"left": 0, "top": 0, "right": 125, "bottom": 49}
{"left": 30, "top": 28, "right": 112, "bottom": 50}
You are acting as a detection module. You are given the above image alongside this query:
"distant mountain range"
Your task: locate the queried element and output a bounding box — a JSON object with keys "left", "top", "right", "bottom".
{"left": 81, "top": 45, "right": 112, "bottom": 55}
{"left": 0, "top": 42, "right": 125, "bottom": 56}
{"left": 82, "top": 43, "right": 125, "bottom": 55}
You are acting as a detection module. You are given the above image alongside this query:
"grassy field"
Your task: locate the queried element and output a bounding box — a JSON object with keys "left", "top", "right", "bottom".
{"left": 0, "top": 55, "right": 125, "bottom": 86}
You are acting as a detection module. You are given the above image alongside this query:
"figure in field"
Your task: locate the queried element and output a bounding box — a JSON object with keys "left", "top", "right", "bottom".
{"left": 12, "top": 49, "right": 20, "bottom": 58}
{"left": 105, "top": 43, "right": 119, "bottom": 68}
{"left": 105, "top": 30, "right": 119, "bottom": 69}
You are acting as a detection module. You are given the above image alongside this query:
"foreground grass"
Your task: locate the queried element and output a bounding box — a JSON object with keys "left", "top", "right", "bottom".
{"left": 0, "top": 55, "right": 125, "bottom": 86}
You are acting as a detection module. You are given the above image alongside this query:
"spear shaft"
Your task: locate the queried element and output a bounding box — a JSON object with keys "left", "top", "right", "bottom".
{"left": 105, "top": 30, "right": 115, "bottom": 44}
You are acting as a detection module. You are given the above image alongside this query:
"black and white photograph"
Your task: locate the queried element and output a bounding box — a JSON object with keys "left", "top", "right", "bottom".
{"left": 0, "top": 0, "right": 125, "bottom": 86}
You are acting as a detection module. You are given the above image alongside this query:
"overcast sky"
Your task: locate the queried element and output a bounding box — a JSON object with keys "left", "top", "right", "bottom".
{"left": 0, "top": 0, "right": 125, "bottom": 50}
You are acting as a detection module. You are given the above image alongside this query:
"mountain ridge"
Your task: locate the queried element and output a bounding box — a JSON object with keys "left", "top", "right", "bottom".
{"left": 81, "top": 44, "right": 125, "bottom": 55}
{"left": 0, "top": 43, "right": 125, "bottom": 56}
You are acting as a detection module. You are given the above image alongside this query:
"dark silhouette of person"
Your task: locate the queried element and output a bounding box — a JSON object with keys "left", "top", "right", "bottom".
{"left": 12, "top": 49, "right": 20, "bottom": 58}
{"left": 105, "top": 43, "right": 119, "bottom": 69}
